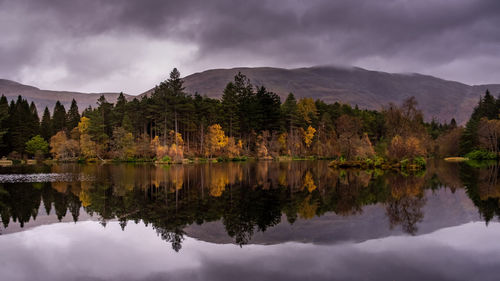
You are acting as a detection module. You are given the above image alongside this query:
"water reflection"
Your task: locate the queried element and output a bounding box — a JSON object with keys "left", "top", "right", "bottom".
{"left": 2, "top": 221, "right": 500, "bottom": 281}
{"left": 0, "top": 161, "right": 498, "bottom": 251}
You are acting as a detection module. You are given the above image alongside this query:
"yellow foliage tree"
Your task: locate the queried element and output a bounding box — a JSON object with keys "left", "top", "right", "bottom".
{"left": 278, "top": 132, "right": 288, "bottom": 154}
{"left": 298, "top": 195, "right": 318, "bottom": 219}
{"left": 225, "top": 137, "right": 241, "bottom": 158}
{"left": 302, "top": 171, "right": 317, "bottom": 192}
{"left": 151, "top": 136, "right": 168, "bottom": 159}
{"left": 169, "top": 130, "right": 184, "bottom": 146}
{"left": 168, "top": 143, "right": 184, "bottom": 161}
{"left": 79, "top": 189, "right": 92, "bottom": 207}
{"left": 76, "top": 116, "right": 99, "bottom": 159}
{"left": 303, "top": 126, "right": 316, "bottom": 148}
{"left": 205, "top": 124, "right": 228, "bottom": 157}
{"left": 80, "top": 134, "right": 97, "bottom": 158}
{"left": 297, "top": 98, "right": 318, "bottom": 125}
{"left": 78, "top": 116, "right": 90, "bottom": 134}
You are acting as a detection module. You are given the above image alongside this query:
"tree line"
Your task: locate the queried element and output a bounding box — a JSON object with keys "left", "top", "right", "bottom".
{"left": 0, "top": 68, "right": 459, "bottom": 161}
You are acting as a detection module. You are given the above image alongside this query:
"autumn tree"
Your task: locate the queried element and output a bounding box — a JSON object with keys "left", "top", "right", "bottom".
{"left": 303, "top": 125, "right": 316, "bottom": 149}
{"left": 297, "top": 98, "right": 318, "bottom": 127}
{"left": 477, "top": 118, "right": 500, "bottom": 154}
{"left": 388, "top": 135, "right": 426, "bottom": 160}
{"left": 205, "top": 124, "right": 228, "bottom": 158}
{"left": 435, "top": 128, "right": 463, "bottom": 157}
{"left": 383, "top": 97, "right": 426, "bottom": 139}
{"left": 50, "top": 131, "right": 79, "bottom": 160}
{"left": 78, "top": 116, "right": 97, "bottom": 159}
{"left": 336, "top": 115, "right": 362, "bottom": 160}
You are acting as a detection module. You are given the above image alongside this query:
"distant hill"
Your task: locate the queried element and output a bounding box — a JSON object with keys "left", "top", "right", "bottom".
{"left": 167, "top": 66, "right": 500, "bottom": 124}
{"left": 3, "top": 66, "right": 500, "bottom": 124}
{"left": 0, "top": 79, "right": 131, "bottom": 113}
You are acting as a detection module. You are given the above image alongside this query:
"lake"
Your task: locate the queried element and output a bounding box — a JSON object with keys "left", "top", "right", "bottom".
{"left": 1, "top": 160, "right": 500, "bottom": 281}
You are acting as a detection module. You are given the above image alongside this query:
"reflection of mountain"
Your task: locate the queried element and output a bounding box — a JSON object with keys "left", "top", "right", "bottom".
{"left": 185, "top": 188, "right": 479, "bottom": 245}
{"left": 0, "top": 161, "right": 495, "bottom": 251}
{"left": 0, "top": 206, "right": 95, "bottom": 235}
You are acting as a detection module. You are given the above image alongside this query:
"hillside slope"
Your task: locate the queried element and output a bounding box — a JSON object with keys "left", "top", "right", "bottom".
{"left": 173, "top": 66, "right": 500, "bottom": 124}
{"left": 0, "top": 79, "right": 130, "bottom": 113}
{"left": 2, "top": 66, "right": 500, "bottom": 124}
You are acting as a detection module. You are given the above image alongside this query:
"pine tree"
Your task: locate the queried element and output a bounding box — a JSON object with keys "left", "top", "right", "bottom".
{"left": 29, "top": 102, "right": 40, "bottom": 136}
{"left": 0, "top": 95, "right": 9, "bottom": 151}
{"left": 281, "top": 93, "right": 300, "bottom": 132}
{"left": 459, "top": 90, "right": 499, "bottom": 154}
{"left": 96, "top": 95, "right": 114, "bottom": 137}
{"left": 66, "top": 99, "right": 80, "bottom": 130}
{"left": 113, "top": 92, "right": 127, "bottom": 128}
{"left": 233, "top": 72, "right": 256, "bottom": 136}
{"left": 121, "top": 113, "right": 134, "bottom": 133}
{"left": 52, "top": 101, "right": 67, "bottom": 133}
{"left": 221, "top": 82, "right": 240, "bottom": 137}
{"left": 40, "top": 107, "right": 53, "bottom": 141}
{"left": 7, "top": 96, "right": 35, "bottom": 154}
{"left": 166, "top": 68, "right": 186, "bottom": 147}
{"left": 255, "top": 86, "right": 281, "bottom": 132}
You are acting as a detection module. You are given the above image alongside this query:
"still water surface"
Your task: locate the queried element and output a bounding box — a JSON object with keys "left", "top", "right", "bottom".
{"left": 1, "top": 161, "right": 500, "bottom": 280}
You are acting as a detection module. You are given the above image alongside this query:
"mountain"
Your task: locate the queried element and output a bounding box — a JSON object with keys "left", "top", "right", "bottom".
{"left": 0, "top": 79, "right": 131, "bottom": 113}
{"left": 144, "top": 66, "right": 498, "bottom": 124}
{"left": 184, "top": 187, "right": 479, "bottom": 245}
{"left": 3, "top": 65, "right": 500, "bottom": 123}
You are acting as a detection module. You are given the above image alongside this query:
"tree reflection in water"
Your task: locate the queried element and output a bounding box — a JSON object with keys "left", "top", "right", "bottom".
{"left": 0, "top": 160, "right": 498, "bottom": 250}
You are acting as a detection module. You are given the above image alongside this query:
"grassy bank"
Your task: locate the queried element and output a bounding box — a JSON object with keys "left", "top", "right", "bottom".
{"left": 329, "top": 157, "right": 426, "bottom": 171}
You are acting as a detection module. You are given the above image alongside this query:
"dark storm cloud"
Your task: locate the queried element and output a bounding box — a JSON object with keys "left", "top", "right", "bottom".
{"left": 0, "top": 0, "right": 499, "bottom": 93}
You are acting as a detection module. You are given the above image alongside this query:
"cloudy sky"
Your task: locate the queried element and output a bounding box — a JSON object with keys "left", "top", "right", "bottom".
{"left": 0, "top": 0, "right": 499, "bottom": 94}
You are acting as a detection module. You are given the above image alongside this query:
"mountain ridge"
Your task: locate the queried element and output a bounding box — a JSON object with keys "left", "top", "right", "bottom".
{"left": 2, "top": 66, "right": 500, "bottom": 124}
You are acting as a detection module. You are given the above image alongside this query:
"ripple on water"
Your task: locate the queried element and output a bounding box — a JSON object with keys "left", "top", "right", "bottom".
{"left": 0, "top": 173, "right": 94, "bottom": 183}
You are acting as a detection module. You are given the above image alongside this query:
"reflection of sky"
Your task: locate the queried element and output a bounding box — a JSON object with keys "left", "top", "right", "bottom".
{"left": 1, "top": 221, "right": 500, "bottom": 281}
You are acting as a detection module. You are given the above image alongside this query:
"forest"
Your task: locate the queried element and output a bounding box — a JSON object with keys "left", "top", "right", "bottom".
{"left": 0, "top": 68, "right": 490, "bottom": 164}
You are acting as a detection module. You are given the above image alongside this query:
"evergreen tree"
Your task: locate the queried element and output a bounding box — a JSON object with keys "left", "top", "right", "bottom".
{"left": 40, "top": 107, "right": 53, "bottom": 141}
{"left": 29, "top": 102, "right": 40, "bottom": 136}
{"left": 7, "top": 96, "right": 36, "bottom": 154}
{"left": 150, "top": 81, "right": 170, "bottom": 140}
{"left": 52, "top": 101, "right": 67, "bottom": 133}
{"left": 66, "top": 99, "right": 80, "bottom": 130}
{"left": 255, "top": 86, "right": 281, "bottom": 132}
{"left": 281, "top": 93, "right": 300, "bottom": 132}
{"left": 87, "top": 108, "right": 108, "bottom": 150}
{"left": 482, "top": 90, "right": 497, "bottom": 120}
{"left": 450, "top": 118, "right": 457, "bottom": 129}
{"left": 234, "top": 72, "right": 256, "bottom": 136}
{"left": 96, "top": 95, "right": 114, "bottom": 137}
{"left": 0, "top": 95, "right": 9, "bottom": 151}
{"left": 121, "top": 113, "right": 134, "bottom": 133}
{"left": 459, "top": 90, "right": 499, "bottom": 154}
{"left": 166, "top": 68, "right": 186, "bottom": 146}
{"left": 221, "top": 82, "right": 240, "bottom": 137}
{"left": 113, "top": 93, "right": 127, "bottom": 128}
{"left": 125, "top": 98, "right": 142, "bottom": 135}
